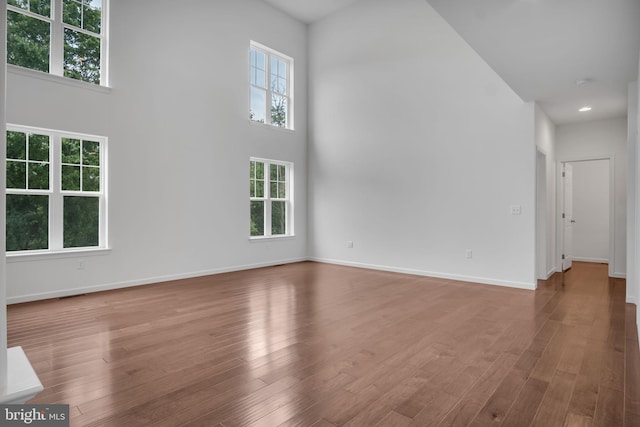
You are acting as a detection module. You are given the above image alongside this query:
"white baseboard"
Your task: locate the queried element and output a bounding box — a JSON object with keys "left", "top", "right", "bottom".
{"left": 572, "top": 257, "right": 608, "bottom": 263}
{"left": 309, "top": 257, "right": 537, "bottom": 291}
{"left": 610, "top": 272, "right": 627, "bottom": 279}
{"left": 7, "top": 257, "right": 307, "bottom": 304}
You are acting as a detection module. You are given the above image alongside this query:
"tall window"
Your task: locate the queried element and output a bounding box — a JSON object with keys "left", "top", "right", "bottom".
{"left": 7, "top": 0, "right": 107, "bottom": 85}
{"left": 6, "top": 125, "right": 107, "bottom": 253}
{"left": 249, "top": 42, "right": 293, "bottom": 129}
{"left": 250, "top": 158, "right": 293, "bottom": 238}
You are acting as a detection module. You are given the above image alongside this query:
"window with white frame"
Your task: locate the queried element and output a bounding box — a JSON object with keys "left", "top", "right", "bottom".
{"left": 7, "top": 0, "right": 107, "bottom": 85}
{"left": 250, "top": 158, "right": 293, "bottom": 238}
{"left": 6, "top": 125, "right": 107, "bottom": 253}
{"left": 249, "top": 41, "right": 293, "bottom": 129}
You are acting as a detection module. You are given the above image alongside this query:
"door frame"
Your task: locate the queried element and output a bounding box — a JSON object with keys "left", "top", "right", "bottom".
{"left": 557, "top": 155, "right": 615, "bottom": 277}
{"left": 536, "top": 149, "right": 548, "bottom": 280}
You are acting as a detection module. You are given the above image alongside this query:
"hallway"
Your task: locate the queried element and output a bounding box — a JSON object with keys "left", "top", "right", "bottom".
{"left": 535, "top": 262, "right": 639, "bottom": 426}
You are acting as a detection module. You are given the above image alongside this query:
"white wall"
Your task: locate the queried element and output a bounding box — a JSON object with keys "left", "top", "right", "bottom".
{"left": 6, "top": 0, "right": 308, "bottom": 302}
{"left": 556, "top": 117, "right": 627, "bottom": 277}
{"left": 1, "top": 3, "right": 7, "bottom": 388}
{"left": 308, "top": 0, "right": 537, "bottom": 289}
{"left": 570, "top": 160, "right": 610, "bottom": 262}
{"left": 628, "top": 80, "right": 638, "bottom": 304}
{"left": 535, "top": 105, "right": 557, "bottom": 279}
{"left": 635, "top": 50, "right": 640, "bottom": 337}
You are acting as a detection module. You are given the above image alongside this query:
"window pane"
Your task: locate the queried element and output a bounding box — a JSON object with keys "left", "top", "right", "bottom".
{"left": 6, "top": 161, "right": 27, "bottom": 189}
{"left": 28, "top": 162, "right": 49, "bottom": 190}
{"left": 255, "top": 51, "right": 265, "bottom": 71}
{"left": 250, "top": 87, "right": 266, "bottom": 123}
{"left": 62, "top": 0, "right": 82, "bottom": 27}
{"left": 62, "top": 138, "right": 81, "bottom": 164}
{"left": 272, "top": 201, "right": 286, "bottom": 235}
{"left": 28, "top": 133, "right": 49, "bottom": 161}
{"left": 256, "top": 162, "right": 264, "bottom": 179}
{"left": 271, "top": 58, "right": 287, "bottom": 94}
{"left": 6, "top": 194, "right": 49, "bottom": 251}
{"left": 64, "top": 28, "right": 101, "bottom": 84}
{"left": 251, "top": 49, "right": 266, "bottom": 88}
{"left": 82, "top": 2, "right": 101, "bottom": 33}
{"left": 250, "top": 180, "right": 255, "bottom": 197}
{"left": 30, "top": 0, "right": 51, "bottom": 17}
{"left": 278, "top": 182, "right": 286, "bottom": 199}
{"left": 82, "top": 140, "right": 100, "bottom": 166}
{"left": 271, "top": 95, "right": 287, "bottom": 128}
{"left": 82, "top": 166, "right": 100, "bottom": 191}
{"left": 64, "top": 196, "right": 99, "bottom": 248}
{"left": 277, "top": 77, "right": 287, "bottom": 95}
{"left": 256, "top": 180, "right": 264, "bottom": 198}
{"left": 250, "top": 161, "right": 256, "bottom": 179}
{"left": 7, "top": 10, "right": 50, "bottom": 73}
{"left": 7, "top": 131, "right": 26, "bottom": 160}
{"left": 250, "top": 201, "right": 264, "bottom": 237}
{"left": 270, "top": 182, "right": 277, "bottom": 198}
{"left": 62, "top": 165, "right": 81, "bottom": 191}
{"left": 270, "top": 164, "right": 277, "bottom": 180}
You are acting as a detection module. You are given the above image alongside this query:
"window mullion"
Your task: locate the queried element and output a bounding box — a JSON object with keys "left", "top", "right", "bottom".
{"left": 100, "top": 0, "right": 109, "bottom": 86}
{"left": 265, "top": 57, "right": 271, "bottom": 125}
{"left": 50, "top": 0, "right": 64, "bottom": 76}
{"left": 264, "top": 162, "right": 271, "bottom": 236}
{"left": 49, "top": 134, "right": 63, "bottom": 250}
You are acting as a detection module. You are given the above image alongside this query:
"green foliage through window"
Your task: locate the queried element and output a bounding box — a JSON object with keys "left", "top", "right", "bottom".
{"left": 7, "top": 10, "right": 50, "bottom": 72}
{"left": 7, "top": 0, "right": 105, "bottom": 85}
{"left": 249, "top": 159, "right": 291, "bottom": 237}
{"left": 64, "top": 196, "right": 99, "bottom": 248}
{"left": 6, "top": 128, "right": 106, "bottom": 252}
{"left": 6, "top": 194, "right": 49, "bottom": 251}
{"left": 64, "top": 28, "right": 101, "bottom": 84}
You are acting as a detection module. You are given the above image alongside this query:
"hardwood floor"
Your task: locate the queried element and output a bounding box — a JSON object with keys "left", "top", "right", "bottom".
{"left": 7, "top": 261, "right": 640, "bottom": 426}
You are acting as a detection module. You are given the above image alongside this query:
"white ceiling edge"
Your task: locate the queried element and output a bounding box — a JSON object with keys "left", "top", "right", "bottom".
{"left": 262, "top": 0, "right": 360, "bottom": 24}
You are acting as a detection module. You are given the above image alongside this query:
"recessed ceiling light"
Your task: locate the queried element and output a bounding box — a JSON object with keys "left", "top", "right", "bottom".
{"left": 578, "top": 106, "right": 592, "bottom": 112}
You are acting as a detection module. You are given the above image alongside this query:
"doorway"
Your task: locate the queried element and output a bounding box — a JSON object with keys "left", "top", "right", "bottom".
{"left": 560, "top": 158, "right": 613, "bottom": 275}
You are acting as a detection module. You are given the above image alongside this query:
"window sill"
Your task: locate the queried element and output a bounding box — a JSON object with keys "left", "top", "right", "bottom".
{"left": 7, "top": 65, "right": 112, "bottom": 94}
{"left": 7, "top": 247, "right": 112, "bottom": 263}
{"left": 249, "top": 119, "right": 295, "bottom": 133}
{"left": 249, "top": 235, "right": 296, "bottom": 242}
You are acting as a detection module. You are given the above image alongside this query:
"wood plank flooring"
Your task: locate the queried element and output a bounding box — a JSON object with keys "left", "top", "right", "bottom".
{"left": 7, "top": 261, "right": 640, "bottom": 426}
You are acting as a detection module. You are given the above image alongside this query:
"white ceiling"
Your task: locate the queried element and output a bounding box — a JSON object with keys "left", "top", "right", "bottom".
{"left": 262, "top": 0, "right": 360, "bottom": 24}
{"left": 264, "top": 0, "right": 640, "bottom": 125}
{"left": 425, "top": 0, "right": 640, "bottom": 124}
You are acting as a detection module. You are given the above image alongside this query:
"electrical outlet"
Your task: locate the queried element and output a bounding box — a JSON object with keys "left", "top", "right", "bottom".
{"left": 511, "top": 205, "right": 522, "bottom": 215}
{"left": 346, "top": 241, "right": 354, "bottom": 248}
{"left": 465, "top": 249, "right": 472, "bottom": 259}
{"left": 78, "top": 260, "right": 85, "bottom": 270}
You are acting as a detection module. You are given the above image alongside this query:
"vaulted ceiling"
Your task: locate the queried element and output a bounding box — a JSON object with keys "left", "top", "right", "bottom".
{"left": 263, "top": 0, "right": 640, "bottom": 125}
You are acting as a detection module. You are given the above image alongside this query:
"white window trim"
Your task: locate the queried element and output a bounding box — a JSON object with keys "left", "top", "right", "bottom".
{"left": 7, "top": 0, "right": 110, "bottom": 86}
{"left": 7, "top": 64, "right": 112, "bottom": 93}
{"left": 6, "top": 124, "right": 109, "bottom": 256}
{"left": 249, "top": 157, "right": 294, "bottom": 240}
{"left": 249, "top": 41, "right": 294, "bottom": 130}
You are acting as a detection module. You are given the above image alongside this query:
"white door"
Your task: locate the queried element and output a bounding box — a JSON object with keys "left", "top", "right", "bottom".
{"left": 563, "top": 163, "right": 574, "bottom": 271}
